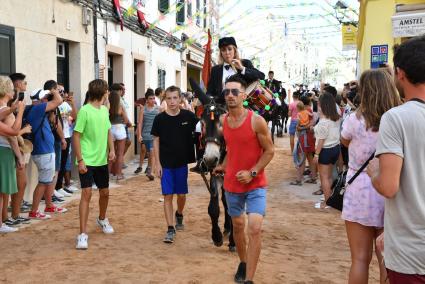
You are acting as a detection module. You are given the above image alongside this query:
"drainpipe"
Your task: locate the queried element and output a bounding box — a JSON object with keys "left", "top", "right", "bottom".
{"left": 93, "top": 0, "right": 99, "bottom": 79}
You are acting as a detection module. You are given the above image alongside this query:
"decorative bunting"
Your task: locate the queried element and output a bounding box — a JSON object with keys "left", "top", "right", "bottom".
{"left": 112, "top": 0, "right": 124, "bottom": 31}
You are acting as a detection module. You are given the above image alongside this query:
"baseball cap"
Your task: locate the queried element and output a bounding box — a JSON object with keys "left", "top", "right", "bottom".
{"left": 30, "top": 88, "right": 50, "bottom": 101}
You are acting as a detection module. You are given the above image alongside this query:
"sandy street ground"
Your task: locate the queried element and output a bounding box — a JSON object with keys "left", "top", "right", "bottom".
{"left": 0, "top": 136, "right": 382, "bottom": 284}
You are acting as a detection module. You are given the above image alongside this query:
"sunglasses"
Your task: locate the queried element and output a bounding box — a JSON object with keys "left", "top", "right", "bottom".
{"left": 222, "top": 88, "right": 243, "bottom": 97}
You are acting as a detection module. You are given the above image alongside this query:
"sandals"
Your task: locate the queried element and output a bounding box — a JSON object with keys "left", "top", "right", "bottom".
{"left": 305, "top": 178, "right": 317, "bottom": 184}
{"left": 312, "top": 189, "right": 323, "bottom": 195}
{"left": 290, "top": 180, "right": 303, "bottom": 186}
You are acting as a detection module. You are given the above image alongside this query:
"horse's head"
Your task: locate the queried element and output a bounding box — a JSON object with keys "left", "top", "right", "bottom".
{"left": 201, "top": 99, "right": 227, "bottom": 169}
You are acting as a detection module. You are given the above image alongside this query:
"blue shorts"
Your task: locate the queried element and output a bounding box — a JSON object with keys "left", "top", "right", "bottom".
{"left": 289, "top": 119, "right": 298, "bottom": 136}
{"left": 161, "top": 166, "right": 189, "bottom": 195}
{"left": 143, "top": 140, "right": 153, "bottom": 151}
{"left": 225, "top": 188, "right": 267, "bottom": 217}
{"left": 54, "top": 141, "right": 62, "bottom": 172}
{"left": 65, "top": 145, "right": 72, "bottom": 171}
{"left": 318, "top": 145, "right": 341, "bottom": 165}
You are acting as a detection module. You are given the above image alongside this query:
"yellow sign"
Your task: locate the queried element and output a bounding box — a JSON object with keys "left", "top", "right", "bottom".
{"left": 342, "top": 24, "right": 358, "bottom": 51}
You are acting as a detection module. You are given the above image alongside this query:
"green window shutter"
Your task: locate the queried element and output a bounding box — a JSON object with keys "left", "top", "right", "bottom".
{"left": 176, "top": 0, "right": 185, "bottom": 25}
{"left": 158, "top": 0, "right": 169, "bottom": 13}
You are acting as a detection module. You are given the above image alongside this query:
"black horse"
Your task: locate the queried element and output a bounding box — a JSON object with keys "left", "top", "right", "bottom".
{"left": 190, "top": 78, "right": 235, "bottom": 251}
{"left": 268, "top": 100, "right": 289, "bottom": 142}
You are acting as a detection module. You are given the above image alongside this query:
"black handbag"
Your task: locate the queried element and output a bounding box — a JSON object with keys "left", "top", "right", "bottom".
{"left": 326, "top": 152, "right": 375, "bottom": 211}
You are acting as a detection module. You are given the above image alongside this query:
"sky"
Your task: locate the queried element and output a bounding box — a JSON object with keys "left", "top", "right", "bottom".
{"left": 218, "top": 0, "right": 360, "bottom": 60}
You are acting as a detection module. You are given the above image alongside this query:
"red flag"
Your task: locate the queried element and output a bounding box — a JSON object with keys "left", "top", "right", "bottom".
{"left": 137, "top": 10, "right": 149, "bottom": 29}
{"left": 113, "top": 0, "right": 123, "bottom": 31}
{"left": 202, "top": 29, "right": 212, "bottom": 89}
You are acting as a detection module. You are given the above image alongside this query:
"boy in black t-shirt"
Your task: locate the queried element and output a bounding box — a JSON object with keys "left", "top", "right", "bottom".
{"left": 151, "top": 86, "right": 198, "bottom": 244}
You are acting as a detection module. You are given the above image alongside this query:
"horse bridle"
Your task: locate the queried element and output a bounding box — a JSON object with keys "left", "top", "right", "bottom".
{"left": 199, "top": 99, "right": 227, "bottom": 194}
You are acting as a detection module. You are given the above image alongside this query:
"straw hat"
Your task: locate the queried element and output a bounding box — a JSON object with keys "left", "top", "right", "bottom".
{"left": 17, "top": 136, "right": 33, "bottom": 154}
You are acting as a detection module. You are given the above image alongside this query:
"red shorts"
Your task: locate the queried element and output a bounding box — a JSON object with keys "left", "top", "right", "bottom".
{"left": 387, "top": 269, "right": 425, "bottom": 284}
{"left": 299, "top": 131, "right": 315, "bottom": 153}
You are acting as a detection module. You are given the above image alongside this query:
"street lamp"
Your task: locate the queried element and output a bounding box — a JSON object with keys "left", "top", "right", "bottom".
{"left": 334, "top": 0, "right": 357, "bottom": 27}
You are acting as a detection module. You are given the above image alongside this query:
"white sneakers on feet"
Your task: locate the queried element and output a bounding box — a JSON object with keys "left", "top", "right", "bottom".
{"left": 57, "top": 188, "right": 72, "bottom": 197}
{"left": 65, "top": 185, "right": 79, "bottom": 192}
{"left": 0, "top": 224, "right": 19, "bottom": 233}
{"left": 96, "top": 218, "right": 114, "bottom": 234}
{"left": 54, "top": 190, "right": 65, "bottom": 198}
{"left": 76, "top": 233, "right": 88, "bottom": 250}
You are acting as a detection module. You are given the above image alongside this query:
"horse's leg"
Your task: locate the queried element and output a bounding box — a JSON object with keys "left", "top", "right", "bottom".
{"left": 221, "top": 186, "right": 235, "bottom": 250}
{"left": 208, "top": 175, "right": 223, "bottom": 247}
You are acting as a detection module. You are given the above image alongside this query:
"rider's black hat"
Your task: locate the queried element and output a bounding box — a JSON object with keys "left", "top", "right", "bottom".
{"left": 218, "top": 37, "right": 237, "bottom": 48}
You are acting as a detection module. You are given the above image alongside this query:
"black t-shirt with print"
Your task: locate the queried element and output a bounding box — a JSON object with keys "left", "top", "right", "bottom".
{"left": 151, "top": 109, "right": 198, "bottom": 169}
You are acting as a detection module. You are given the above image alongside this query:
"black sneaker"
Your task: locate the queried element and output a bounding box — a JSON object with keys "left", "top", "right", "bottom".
{"left": 175, "top": 211, "right": 184, "bottom": 231}
{"left": 134, "top": 167, "right": 143, "bottom": 174}
{"left": 52, "top": 196, "right": 65, "bottom": 204}
{"left": 62, "top": 187, "right": 74, "bottom": 195}
{"left": 163, "top": 229, "right": 176, "bottom": 243}
{"left": 144, "top": 167, "right": 151, "bottom": 174}
{"left": 15, "top": 216, "right": 31, "bottom": 224}
{"left": 4, "top": 218, "right": 20, "bottom": 227}
{"left": 234, "top": 262, "right": 246, "bottom": 283}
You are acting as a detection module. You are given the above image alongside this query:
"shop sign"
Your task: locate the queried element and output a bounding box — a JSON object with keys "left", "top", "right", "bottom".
{"left": 342, "top": 24, "right": 357, "bottom": 51}
{"left": 392, "top": 11, "right": 425, "bottom": 37}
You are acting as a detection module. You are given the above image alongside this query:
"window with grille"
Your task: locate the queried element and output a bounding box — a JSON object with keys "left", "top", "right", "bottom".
{"left": 158, "top": 0, "right": 169, "bottom": 13}
{"left": 176, "top": 0, "right": 185, "bottom": 25}
{"left": 158, "top": 69, "right": 166, "bottom": 89}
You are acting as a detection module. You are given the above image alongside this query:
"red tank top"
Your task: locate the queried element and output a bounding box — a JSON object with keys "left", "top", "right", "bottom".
{"left": 223, "top": 110, "right": 267, "bottom": 193}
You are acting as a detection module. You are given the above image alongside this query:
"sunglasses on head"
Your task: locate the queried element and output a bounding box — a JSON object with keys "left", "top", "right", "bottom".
{"left": 222, "top": 88, "right": 243, "bottom": 97}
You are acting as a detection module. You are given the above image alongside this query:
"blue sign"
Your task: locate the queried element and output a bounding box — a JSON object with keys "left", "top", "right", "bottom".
{"left": 371, "top": 45, "right": 388, "bottom": 69}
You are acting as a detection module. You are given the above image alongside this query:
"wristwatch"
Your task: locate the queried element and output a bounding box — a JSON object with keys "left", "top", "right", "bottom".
{"left": 250, "top": 170, "right": 258, "bottom": 178}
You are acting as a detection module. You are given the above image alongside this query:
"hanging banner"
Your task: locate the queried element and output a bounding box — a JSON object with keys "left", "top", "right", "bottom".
{"left": 342, "top": 23, "right": 357, "bottom": 51}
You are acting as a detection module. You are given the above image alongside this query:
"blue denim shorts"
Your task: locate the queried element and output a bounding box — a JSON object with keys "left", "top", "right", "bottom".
{"left": 225, "top": 188, "right": 267, "bottom": 217}
{"left": 32, "top": 153, "right": 55, "bottom": 184}
{"left": 143, "top": 140, "right": 153, "bottom": 151}
{"left": 54, "top": 141, "right": 62, "bottom": 172}
{"left": 289, "top": 119, "right": 298, "bottom": 135}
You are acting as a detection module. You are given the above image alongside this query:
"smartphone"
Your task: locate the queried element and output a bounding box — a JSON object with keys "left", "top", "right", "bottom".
{"left": 18, "top": 92, "right": 25, "bottom": 101}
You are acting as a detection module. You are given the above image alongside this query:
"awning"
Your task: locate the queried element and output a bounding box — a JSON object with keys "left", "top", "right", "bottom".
{"left": 392, "top": 10, "right": 425, "bottom": 38}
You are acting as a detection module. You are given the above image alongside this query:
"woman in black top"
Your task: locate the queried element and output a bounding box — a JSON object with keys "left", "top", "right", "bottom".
{"left": 207, "top": 37, "right": 265, "bottom": 105}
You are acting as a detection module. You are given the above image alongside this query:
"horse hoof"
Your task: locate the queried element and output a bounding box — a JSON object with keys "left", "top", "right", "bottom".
{"left": 213, "top": 239, "right": 223, "bottom": 247}
{"left": 229, "top": 245, "right": 236, "bottom": 252}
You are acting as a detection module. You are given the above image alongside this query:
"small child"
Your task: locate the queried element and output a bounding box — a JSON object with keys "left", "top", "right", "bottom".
{"left": 296, "top": 100, "right": 313, "bottom": 129}
{"left": 296, "top": 99, "right": 313, "bottom": 148}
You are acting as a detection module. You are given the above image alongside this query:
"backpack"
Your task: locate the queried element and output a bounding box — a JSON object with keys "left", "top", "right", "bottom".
{"left": 22, "top": 105, "right": 47, "bottom": 143}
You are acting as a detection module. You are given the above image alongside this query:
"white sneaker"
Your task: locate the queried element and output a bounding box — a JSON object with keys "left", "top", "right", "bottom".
{"left": 76, "top": 233, "right": 88, "bottom": 250}
{"left": 57, "top": 188, "right": 72, "bottom": 197}
{"left": 66, "top": 185, "right": 79, "bottom": 192}
{"left": 0, "top": 224, "right": 19, "bottom": 233}
{"left": 96, "top": 218, "right": 114, "bottom": 234}
{"left": 54, "top": 190, "right": 65, "bottom": 198}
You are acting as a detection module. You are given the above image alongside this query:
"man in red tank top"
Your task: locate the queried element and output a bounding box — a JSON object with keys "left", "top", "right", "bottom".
{"left": 213, "top": 75, "right": 274, "bottom": 284}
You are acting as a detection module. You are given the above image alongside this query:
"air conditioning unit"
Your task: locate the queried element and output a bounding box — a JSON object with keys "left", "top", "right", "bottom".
{"left": 82, "top": 6, "right": 92, "bottom": 26}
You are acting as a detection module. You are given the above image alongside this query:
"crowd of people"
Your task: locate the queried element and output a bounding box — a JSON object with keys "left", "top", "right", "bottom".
{"left": 1, "top": 35, "right": 424, "bottom": 284}
{"left": 289, "top": 36, "right": 425, "bottom": 283}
